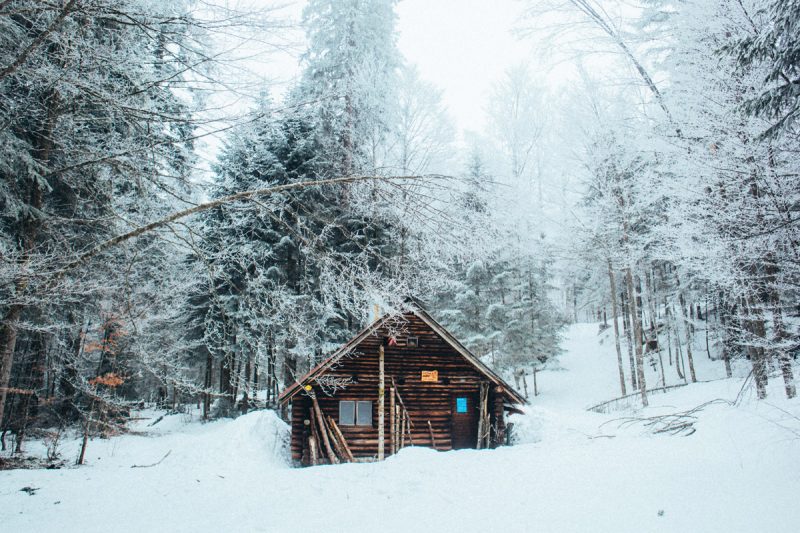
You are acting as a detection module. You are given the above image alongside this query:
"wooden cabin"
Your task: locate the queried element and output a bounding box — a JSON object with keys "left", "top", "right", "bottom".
{"left": 279, "top": 303, "right": 526, "bottom": 465}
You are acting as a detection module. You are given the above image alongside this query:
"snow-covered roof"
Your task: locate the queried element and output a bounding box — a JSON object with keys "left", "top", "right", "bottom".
{"left": 279, "top": 301, "right": 527, "bottom": 405}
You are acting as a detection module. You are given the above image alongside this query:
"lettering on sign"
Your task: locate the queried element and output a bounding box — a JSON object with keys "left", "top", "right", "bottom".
{"left": 421, "top": 370, "right": 438, "bottom": 382}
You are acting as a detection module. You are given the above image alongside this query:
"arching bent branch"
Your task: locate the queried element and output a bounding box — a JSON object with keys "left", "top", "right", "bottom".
{"left": 56, "top": 174, "right": 433, "bottom": 278}
{"left": 566, "top": 0, "right": 676, "bottom": 127}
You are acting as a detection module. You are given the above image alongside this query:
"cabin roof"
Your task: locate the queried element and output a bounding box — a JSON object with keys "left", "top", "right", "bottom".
{"left": 278, "top": 302, "right": 527, "bottom": 405}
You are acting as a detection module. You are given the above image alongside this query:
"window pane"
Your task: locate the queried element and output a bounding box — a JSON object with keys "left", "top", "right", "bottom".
{"left": 339, "top": 401, "right": 355, "bottom": 425}
{"left": 356, "top": 401, "right": 372, "bottom": 426}
{"left": 456, "top": 397, "right": 467, "bottom": 413}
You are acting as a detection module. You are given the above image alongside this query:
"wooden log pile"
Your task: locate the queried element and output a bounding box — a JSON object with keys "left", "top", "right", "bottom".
{"left": 303, "top": 390, "right": 358, "bottom": 465}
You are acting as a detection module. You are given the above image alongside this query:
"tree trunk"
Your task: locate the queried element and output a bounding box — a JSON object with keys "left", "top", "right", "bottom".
{"left": 665, "top": 299, "right": 673, "bottom": 367}
{"left": 770, "top": 280, "right": 796, "bottom": 399}
{"left": 676, "top": 283, "right": 697, "bottom": 383}
{"left": 718, "top": 294, "right": 734, "bottom": 380}
{"left": 203, "top": 350, "right": 212, "bottom": 420}
{"left": 76, "top": 396, "right": 96, "bottom": 465}
{"left": 220, "top": 353, "right": 235, "bottom": 408}
{"left": 15, "top": 333, "right": 47, "bottom": 454}
{"left": 722, "top": 346, "right": 733, "bottom": 379}
{"left": 674, "top": 320, "right": 687, "bottom": 383}
{"left": 644, "top": 268, "right": 664, "bottom": 387}
{"left": 60, "top": 318, "right": 85, "bottom": 421}
{"left": 705, "top": 296, "right": 712, "bottom": 360}
{"left": 742, "top": 298, "right": 769, "bottom": 399}
{"left": 242, "top": 355, "right": 251, "bottom": 414}
{"left": 252, "top": 356, "right": 259, "bottom": 403}
{"left": 231, "top": 352, "right": 242, "bottom": 408}
{"left": 607, "top": 259, "right": 627, "bottom": 396}
{"left": 1, "top": 88, "right": 59, "bottom": 430}
{"left": 625, "top": 267, "right": 647, "bottom": 406}
{"left": 621, "top": 288, "right": 638, "bottom": 390}
{"left": 0, "top": 305, "right": 23, "bottom": 430}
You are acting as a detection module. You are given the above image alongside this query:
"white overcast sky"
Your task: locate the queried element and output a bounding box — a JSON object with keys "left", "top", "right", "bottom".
{"left": 396, "top": 0, "right": 537, "bottom": 133}
{"left": 247, "top": 0, "right": 546, "bottom": 134}
{"left": 198, "top": 0, "right": 592, "bottom": 181}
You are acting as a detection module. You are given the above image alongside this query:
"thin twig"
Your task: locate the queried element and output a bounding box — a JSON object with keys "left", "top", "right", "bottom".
{"left": 131, "top": 450, "right": 171, "bottom": 468}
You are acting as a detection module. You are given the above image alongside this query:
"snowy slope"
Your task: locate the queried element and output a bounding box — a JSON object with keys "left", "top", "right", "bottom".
{"left": 2, "top": 323, "right": 799, "bottom": 533}
{"left": 535, "top": 321, "right": 743, "bottom": 411}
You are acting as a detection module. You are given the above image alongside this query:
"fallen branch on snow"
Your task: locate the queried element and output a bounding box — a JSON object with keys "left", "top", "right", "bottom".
{"left": 131, "top": 450, "right": 171, "bottom": 468}
{"left": 602, "top": 399, "right": 732, "bottom": 437}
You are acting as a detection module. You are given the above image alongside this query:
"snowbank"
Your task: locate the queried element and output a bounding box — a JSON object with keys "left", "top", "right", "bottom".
{"left": 2, "top": 323, "right": 799, "bottom": 533}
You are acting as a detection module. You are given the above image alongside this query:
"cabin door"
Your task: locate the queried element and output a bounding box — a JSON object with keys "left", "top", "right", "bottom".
{"left": 450, "top": 393, "right": 479, "bottom": 450}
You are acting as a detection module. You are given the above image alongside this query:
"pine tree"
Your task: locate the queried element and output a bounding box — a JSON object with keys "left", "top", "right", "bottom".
{"left": 295, "top": 0, "right": 400, "bottom": 174}
{"left": 731, "top": 0, "right": 800, "bottom": 137}
{"left": 432, "top": 150, "right": 564, "bottom": 381}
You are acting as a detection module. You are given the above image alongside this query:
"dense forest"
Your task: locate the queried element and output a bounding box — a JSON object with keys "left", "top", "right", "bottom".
{"left": 1, "top": 0, "right": 798, "bottom": 466}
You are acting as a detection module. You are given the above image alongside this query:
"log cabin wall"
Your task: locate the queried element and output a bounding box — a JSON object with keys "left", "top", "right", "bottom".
{"left": 287, "top": 312, "right": 511, "bottom": 464}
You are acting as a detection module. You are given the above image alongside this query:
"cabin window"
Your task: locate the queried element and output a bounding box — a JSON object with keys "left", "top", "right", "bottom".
{"left": 407, "top": 336, "right": 419, "bottom": 347}
{"left": 356, "top": 401, "right": 372, "bottom": 426}
{"left": 339, "top": 400, "right": 372, "bottom": 426}
{"left": 339, "top": 401, "right": 355, "bottom": 425}
{"left": 456, "top": 397, "right": 468, "bottom": 413}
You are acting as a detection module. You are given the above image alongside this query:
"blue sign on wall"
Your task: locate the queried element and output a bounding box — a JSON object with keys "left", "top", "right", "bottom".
{"left": 456, "top": 397, "right": 467, "bottom": 413}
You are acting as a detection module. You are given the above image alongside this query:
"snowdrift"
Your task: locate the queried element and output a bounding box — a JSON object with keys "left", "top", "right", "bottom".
{"left": 2, "top": 323, "right": 799, "bottom": 533}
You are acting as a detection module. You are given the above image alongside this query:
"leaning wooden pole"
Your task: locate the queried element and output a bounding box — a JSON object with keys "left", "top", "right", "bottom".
{"left": 309, "top": 436, "right": 318, "bottom": 466}
{"left": 378, "top": 343, "right": 385, "bottom": 461}
{"left": 493, "top": 387, "right": 506, "bottom": 447}
{"left": 311, "top": 393, "right": 339, "bottom": 464}
{"left": 476, "top": 383, "right": 486, "bottom": 449}
{"left": 428, "top": 420, "right": 436, "bottom": 448}
{"left": 389, "top": 385, "right": 396, "bottom": 455}
{"left": 400, "top": 410, "right": 407, "bottom": 448}
{"left": 327, "top": 415, "right": 354, "bottom": 463}
{"left": 308, "top": 412, "right": 319, "bottom": 466}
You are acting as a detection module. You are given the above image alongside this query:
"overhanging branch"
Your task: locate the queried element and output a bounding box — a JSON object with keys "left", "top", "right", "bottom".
{"left": 55, "top": 174, "right": 435, "bottom": 279}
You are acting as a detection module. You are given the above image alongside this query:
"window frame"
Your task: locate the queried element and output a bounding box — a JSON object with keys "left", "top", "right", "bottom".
{"left": 339, "top": 400, "right": 356, "bottom": 426}
{"left": 339, "top": 400, "right": 373, "bottom": 427}
{"left": 356, "top": 400, "right": 372, "bottom": 426}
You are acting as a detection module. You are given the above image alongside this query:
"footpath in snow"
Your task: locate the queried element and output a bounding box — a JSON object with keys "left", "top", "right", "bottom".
{"left": 2, "top": 323, "right": 799, "bottom": 533}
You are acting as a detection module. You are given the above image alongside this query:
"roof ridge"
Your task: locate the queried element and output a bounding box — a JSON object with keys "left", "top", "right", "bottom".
{"left": 278, "top": 301, "right": 526, "bottom": 405}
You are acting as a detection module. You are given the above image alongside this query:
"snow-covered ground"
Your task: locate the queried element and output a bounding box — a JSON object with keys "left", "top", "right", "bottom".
{"left": 2, "top": 323, "right": 799, "bottom": 532}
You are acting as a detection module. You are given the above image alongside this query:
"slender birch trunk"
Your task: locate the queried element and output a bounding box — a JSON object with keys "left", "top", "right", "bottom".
{"left": 771, "top": 300, "right": 796, "bottom": 399}
{"left": 676, "top": 287, "right": 697, "bottom": 383}
{"left": 607, "top": 259, "right": 627, "bottom": 396}
{"left": 621, "top": 288, "right": 638, "bottom": 390}
{"left": 742, "top": 297, "right": 769, "bottom": 399}
{"left": 767, "top": 260, "right": 796, "bottom": 398}
{"left": 625, "top": 267, "right": 647, "bottom": 406}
